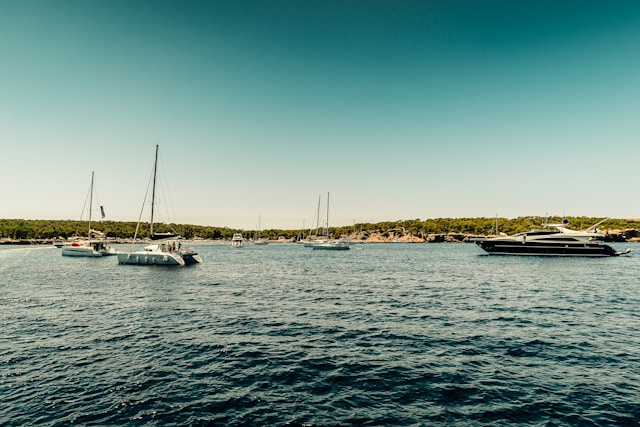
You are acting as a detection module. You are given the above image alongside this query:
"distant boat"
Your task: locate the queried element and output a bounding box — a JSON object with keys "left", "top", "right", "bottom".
{"left": 253, "top": 215, "right": 269, "bottom": 245}
{"left": 62, "top": 171, "right": 116, "bottom": 257}
{"left": 63, "top": 240, "right": 116, "bottom": 257}
{"left": 300, "top": 195, "right": 324, "bottom": 246}
{"left": 303, "top": 238, "right": 327, "bottom": 247}
{"left": 62, "top": 240, "right": 101, "bottom": 257}
{"left": 312, "top": 240, "right": 350, "bottom": 250}
{"left": 117, "top": 145, "right": 202, "bottom": 266}
{"left": 312, "top": 192, "right": 350, "bottom": 251}
{"left": 231, "top": 233, "right": 244, "bottom": 248}
{"left": 299, "top": 195, "right": 329, "bottom": 247}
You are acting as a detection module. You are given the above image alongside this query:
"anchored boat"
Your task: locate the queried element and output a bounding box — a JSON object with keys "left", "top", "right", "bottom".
{"left": 474, "top": 218, "right": 632, "bottom": 257}
{"left": 117, "top": 145, "right": 202, "bottom": 266}
{"left": 62, "top": 171, "right": 116, "bottom": 258}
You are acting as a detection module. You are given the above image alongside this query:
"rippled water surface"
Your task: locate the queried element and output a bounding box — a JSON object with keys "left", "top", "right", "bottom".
{"left": 2, "top": 242, "right": 640, "bottom": 426}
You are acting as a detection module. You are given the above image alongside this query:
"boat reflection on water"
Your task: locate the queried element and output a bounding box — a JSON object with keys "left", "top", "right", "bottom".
{"left": 474, "top": 218, "right": 632, "bottom": 257}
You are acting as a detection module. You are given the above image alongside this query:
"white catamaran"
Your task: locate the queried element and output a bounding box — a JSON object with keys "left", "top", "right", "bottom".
{"left": 117, "top": 145, "right": 202, "bottom": 266}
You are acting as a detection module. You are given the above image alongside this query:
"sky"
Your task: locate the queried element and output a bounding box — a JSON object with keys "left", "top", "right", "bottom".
{"left": 2, "top": 0, "right": 640, "bottom": 230}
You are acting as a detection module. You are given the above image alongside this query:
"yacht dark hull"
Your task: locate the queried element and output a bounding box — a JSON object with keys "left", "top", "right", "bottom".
{"left": 476, "top": 239, "right": 621, "bottom": 257}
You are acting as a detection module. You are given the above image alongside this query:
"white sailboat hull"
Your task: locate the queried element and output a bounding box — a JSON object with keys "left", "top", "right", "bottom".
{"left": 303, "top": 239, "right": 326, "bottom": 247}
{"left": 62, "top": 245, "right": 102, "bottom": 257}
{"left": 312, "top": 242, "right": 350, "bottom": 250}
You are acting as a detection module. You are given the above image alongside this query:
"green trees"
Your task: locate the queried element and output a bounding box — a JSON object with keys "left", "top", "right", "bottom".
{"left": 1, "top": 217, "right": 639, "bottom": 241}
{"left": 336, "top": 217, "right": 640, "bottom": 239}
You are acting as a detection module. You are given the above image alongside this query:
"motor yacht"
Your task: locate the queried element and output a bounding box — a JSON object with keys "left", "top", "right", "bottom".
{"left": 474, "top": 219, "right": 632, "bottom": 257}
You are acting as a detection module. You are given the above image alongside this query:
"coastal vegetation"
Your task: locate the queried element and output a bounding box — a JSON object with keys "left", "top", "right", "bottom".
{"left": 1, "top": 217, "right": 640, "bottom": 242}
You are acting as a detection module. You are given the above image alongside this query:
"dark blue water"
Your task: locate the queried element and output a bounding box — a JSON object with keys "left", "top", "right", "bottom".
{"left": 2, "top": 242, "right": 640, "bottom": 426}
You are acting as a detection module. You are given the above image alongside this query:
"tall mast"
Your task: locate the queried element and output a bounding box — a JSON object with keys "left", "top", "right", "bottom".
{"left": 88, "top": 171, "right": 94, "bottom": 239}
{"left": 315, "top": 195, "right": 321, "bottom": 237}
{"left": 150, "top": 144, "right": 159, "bottom": 237}
{"left": 326, "top": 192, "right": 330, "bottom": 238}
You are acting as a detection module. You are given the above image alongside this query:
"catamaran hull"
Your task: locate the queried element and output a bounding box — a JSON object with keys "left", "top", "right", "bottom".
{"left": 100, "top": 247, "right": 117, "bottom": 256}
{"left": 476, "top": 240, "right": 622, "bottom": 257}
{"left": 117, "top": 252, "right": 185, "bottom": 266}
{"left": 181, "top": 252, "right": 202, "bottom": 264}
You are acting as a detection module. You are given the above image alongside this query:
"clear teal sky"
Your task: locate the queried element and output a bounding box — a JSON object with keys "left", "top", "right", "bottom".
{"left": 2, "top": 1, "right": 640, "bottom": 229}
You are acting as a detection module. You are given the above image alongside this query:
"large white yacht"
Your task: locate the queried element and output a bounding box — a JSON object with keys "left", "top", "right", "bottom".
{"left": 474, "top": 218, "right": 631, "bottom": 257}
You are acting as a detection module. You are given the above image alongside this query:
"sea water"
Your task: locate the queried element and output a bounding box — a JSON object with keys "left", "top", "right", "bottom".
{"left": 2, "top": 242, "right": 639, "bottom": 426}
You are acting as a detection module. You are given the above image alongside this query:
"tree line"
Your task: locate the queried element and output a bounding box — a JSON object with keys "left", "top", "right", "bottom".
{"left": 1, "top": 217, "right": 639, "bottom": 241}
{"left": 334, "top": 216, "right": 640, "bottom": 240}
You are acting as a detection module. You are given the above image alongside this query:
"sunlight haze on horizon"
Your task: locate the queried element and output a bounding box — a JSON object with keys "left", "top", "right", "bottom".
{"left": 2, "top": 1, "right": 640, "bottom": 230}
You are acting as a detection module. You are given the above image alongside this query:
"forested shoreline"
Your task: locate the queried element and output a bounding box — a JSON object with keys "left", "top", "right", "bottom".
{"left": 2, "top": 217, "right": 640, "bottom": 243}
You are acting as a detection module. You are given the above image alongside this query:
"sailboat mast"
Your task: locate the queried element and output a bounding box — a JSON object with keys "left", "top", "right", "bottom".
{"left": 315, "top": 195, "right": 321, "bottom": 237}
{"left": 150, "top": 144, "right": 159, "bottom": 237}
{"left": 88, "top": 171, "right": 94, "bottom": 238}
{"left": 326, "top": 192, "right": 330, "bottom": 238}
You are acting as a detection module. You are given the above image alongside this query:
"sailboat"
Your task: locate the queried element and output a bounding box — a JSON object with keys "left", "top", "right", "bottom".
{"left": 117, "top": 145, "right": 202, "bottom": 266}
{"left": 62, "top": 171, "right": 116, "bottom": 257}
{"left": 312, "top": 192, "right": 350, "bottom": 251}
{"left": 302, "top": 196, "right": 326, "bottom": 247}
{"left": 254, "top": 215, "right": 268, "bottom": 245}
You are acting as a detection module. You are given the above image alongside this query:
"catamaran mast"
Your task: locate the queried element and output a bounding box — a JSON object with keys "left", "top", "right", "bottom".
{"left": 150, "top": 144, "right": 159, "bottom": 237}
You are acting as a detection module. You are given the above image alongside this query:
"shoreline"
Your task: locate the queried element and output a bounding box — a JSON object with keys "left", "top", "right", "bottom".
{"left": 3, "top": 230, "right": 639, "bottom": 246}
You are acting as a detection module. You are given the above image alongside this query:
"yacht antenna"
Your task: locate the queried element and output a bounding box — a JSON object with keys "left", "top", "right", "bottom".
{"left": 587, "top": 218, "right": 610, "bottom": 232}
